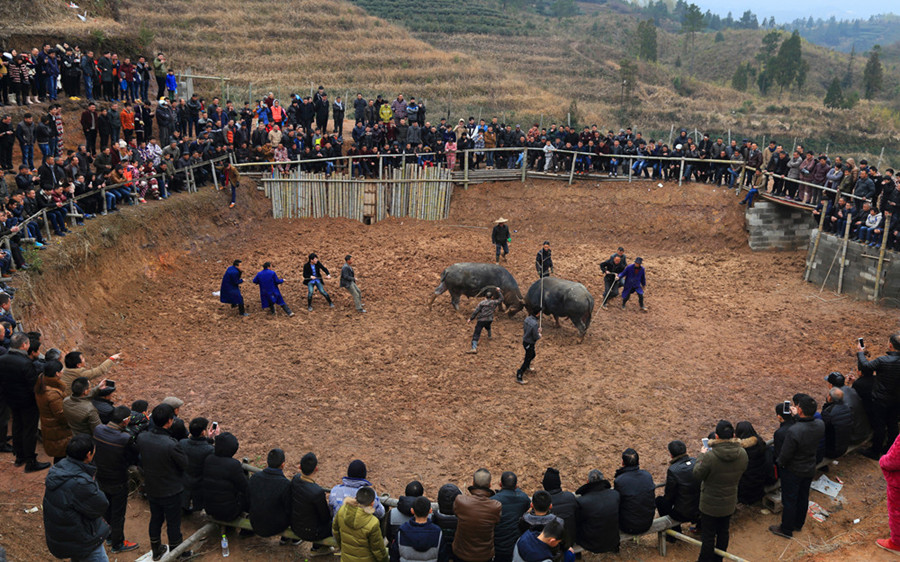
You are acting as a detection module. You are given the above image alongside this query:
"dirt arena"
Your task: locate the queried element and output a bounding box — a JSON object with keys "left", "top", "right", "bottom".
{"left": 1, "top": 178, "right": 897, "bottom": 561}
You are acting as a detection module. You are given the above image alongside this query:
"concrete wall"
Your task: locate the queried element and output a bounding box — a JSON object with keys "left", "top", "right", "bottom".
{"left": 744, "top": 201, "right": 815, "bottom": 251}
{"left": 805, "top": 229, "right": 900, "bottom": 304}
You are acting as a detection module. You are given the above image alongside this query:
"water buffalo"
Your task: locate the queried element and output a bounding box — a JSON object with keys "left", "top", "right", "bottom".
{"left": 524, "top": 277, "right": 594, "bottom": 341}
{"left": 427, "top": 263, "right": 524, "bottom": 315}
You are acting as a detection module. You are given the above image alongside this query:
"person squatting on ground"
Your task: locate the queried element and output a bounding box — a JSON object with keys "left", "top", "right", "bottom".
{"left": 515, "top": 309, "right": 541, "bottom": 385}
{"left": 303, "top": 253, "right": 334, "bottom": 311}
{"left": 253, "top": 262, "right": 294, "bottom": 317}
{"left": 617, "top": 257, "right": 647, "bottom": 312}
{"left": 492, "top": 218, "right": 510, "bottom": 264}
{"left": 219, "top": 259, "right": 247, "bottom": 316}
{"left": 340, "top": 254, "right": 366, "bottom": 313}
{"left": 466, "top": 289, "right": 502, "bottom": 354}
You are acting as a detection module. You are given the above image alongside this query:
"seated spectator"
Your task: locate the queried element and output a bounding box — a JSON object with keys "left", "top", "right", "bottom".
{"left": 160, "top": 396, "right": 188, "bottom": 440}
{"left": 735, "top": 421, "right": 774, "bottom": 505}
{"left": 511, "top": 518, "right": 574, "bottom": 562}
{"left": 33, "top": 360, "right": 71, "bottom": 463}
{"left": 175, "top": 417, "right": 215, "bottom": 513}
{"left": 453, "top": 468, "right": 502, "bottom": 562}
{"left": 574, "top": 469, "right": 619, "bottom": 554}
{"left": 433, "top": 484, "right": 462, "bottom": 562}
{"left": 540, "top": 467, "right": 577, "bottom": 549}
{"left": 333, "top": 486, "right": 388, "bottom": 562}
{"left": 291, "top": 452, "right": 336, "bottom": 554}
{"left": 60, "top": 350, "right": 120, "bottom": 392}
{"left": 820, "top": 387, "right": 853, "bottom": 461}
{"left": 518, "top": 490, "right": 561, "bottom": 535}
{"left": 202, "top": 432, "right": 249, "bottom": 522}
{"left": 654, "top": 440, "right": 700, "bottom": 530}
{"left": 493, "top": 471, "right": 530, "bottom": 562}
{"left": 90, "top": 382, "right": 117, "bottom": 425}
{"left": 613, "top": 448, "right": 655, "bottom": 535}
{"left": 330, "top": 459, "right": 385, "bottom": 518}
{"left": 92, "top": 405, "right": 140, "bottom": 553}
{"left": 63, "top": 376, "right": 108, "bottom": 436}
{"left": 249, "top": 448, "right": 293, "bottom": 542}
{"left": 391, "top": 496, "right": 442, "bottom": 562}
{"left": 42, "top": 435, "right": 111, "bottom": 561}
{"left": 389, "top": 480, "right": 425, "bottom": 543}
{"left": 825, "top": 371, "right": 870, "bottom": 445}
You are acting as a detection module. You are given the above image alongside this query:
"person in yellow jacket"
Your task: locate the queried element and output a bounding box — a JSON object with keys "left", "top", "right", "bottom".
{"left": 378, "top": 103, "right": 392, "bottom": 125}
{"left": 333, "top": 486, "right": 388, "bottom": 562}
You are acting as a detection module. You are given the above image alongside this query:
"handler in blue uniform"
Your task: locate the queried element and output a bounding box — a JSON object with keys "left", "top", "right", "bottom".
{"left": 252, "top": 262, "right": 295, "bottom": 317}
{"left": 617, "top": 256, "right": 647, "bottom": 312}
{"left": 220, "top": 259, "right": 248, "bottom": 316}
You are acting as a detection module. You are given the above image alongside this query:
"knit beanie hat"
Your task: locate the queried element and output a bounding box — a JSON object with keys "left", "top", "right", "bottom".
{"left": 347, "top": 459, "right": 367, "bottom": 479}
{"left": 542, "top": 467, "right": 561, "bottom": 491}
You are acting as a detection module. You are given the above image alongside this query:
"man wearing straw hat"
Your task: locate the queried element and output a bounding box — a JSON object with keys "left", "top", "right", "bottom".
{"left": 492, "top": 218, "right": 510, "bottom": 264}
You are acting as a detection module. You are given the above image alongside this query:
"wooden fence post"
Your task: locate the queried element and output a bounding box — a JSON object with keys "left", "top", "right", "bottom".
{"left": 804, "top": 203, "right": 829, "bottom": 281}
{"left": 463, "top": 150, "right": 469, "bottom": 190}
{"left": 41, "top": 209, "right": 51, "bottom": 241}
{"left": 101, "top": 187, "right": 108, "bottom": 214}
{"left": 521, "top": 149, "right": 527, "bottom": 183}
{"left": 210, "top": 161, "right": 218, "bottom": 190}
{"left": 875, "top": 213, "right": 892, "bottom": 301}
{"left": 568, "top": 152, "right": 577, "bottom": 185}
{"left": 837, "top": 214, "right": 852, "bottom": 294}
{"left": 678, "top": 157, "right": 685, "bottom": 187}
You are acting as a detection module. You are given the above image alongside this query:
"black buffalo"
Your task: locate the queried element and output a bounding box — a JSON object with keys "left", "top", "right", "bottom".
{"left": 428, "top": 263, "right": 524, "bottom": 315}
{"left": 524, "top": 277, "right": 594, "bottom": 340}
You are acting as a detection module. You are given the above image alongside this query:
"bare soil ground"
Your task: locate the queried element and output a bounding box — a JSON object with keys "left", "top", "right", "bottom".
{"left": 0, "top": 178, "right": 897, "bottom": 561}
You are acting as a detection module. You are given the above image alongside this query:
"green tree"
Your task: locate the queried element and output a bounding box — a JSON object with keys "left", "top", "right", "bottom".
{"left": 823, "top": 77, "right": 844, "bottom": 110}
{"left": 842, "top": 45, "right": 855, "bottom": 89}
{"left": 842, "top": 91, "right": 859, "bottom": 110}
{"left": 795, "top": 58, "right": 809, "bottom": 93}
{"left": 772, "top": 30, "right": 802, "bottom": 93}
{"left": 549, "top": 0, "right": 576, "bottom": 19}
{"left": 637, "top": 20, "right": 658, "bottom": 62}
{"left": 862, "top": 44, "right": 883, "bottom": 100}
{"left": 757, "top": 70, "right": 771, "bottom": 95}
{"left": 681, "top": 3, "right": 704, "bottom": 74}
{"left": 731, "top": 63, "right": 749, "bottom": 91}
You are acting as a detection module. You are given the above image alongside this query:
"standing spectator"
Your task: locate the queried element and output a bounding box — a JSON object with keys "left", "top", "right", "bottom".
{"left": 772, "top": 401, "right": 795, "bottom": 460}
{"left": 770, "top": 396, "right": 825, "bottom": 539}
{"left": 492, "top": 471, "right": 530, "bottom": 562}
{"left": 735, "top": 421, "right": 773, "bottom": 505}
{"left": 63, "top": 376, "right": 105, "bottom": 436}
{"left": 107, "top": 102, "right": 122, "bottom": 146}
{"left": 392, "top": 496, "right": 442, "bottom": 562}
{"left": 80, "top": 51, "right": 97, "bottom": 101}
{"left": 291, "top": 452, "right": 336, "bottom": 552}
{"left": 136, "top": 56, "right": 151, "bottom": 102}
{"left": 613, "top": 448, "right": 655, "bottom": 535}
{"left": 574, "top": 469, "right": 620, "bottom": 554}
{"left": 333, "top": 95, "right": 345, "bottom": 137}
{"left": 34, "top": 360, "right": 71, "bottom": 463}
{"left": 249, "top": 448, "right": 293, "bottom": 540}
{"left": 303, "top": 253, "right": 335, "bottom": 311}
{"left": 878, "top": 431, "right": 900, "bottom": 554}
{"left": 0, "top": 332, "right": 48, "bottom": 472}
{"left": 42, "top": 435, "right": 110, "bottom": 561}
{"left": 340, "top": 254, "right": 366, "bottom": 313}
{"left": 330, "top": 459, "right": 385, "bottom": 518}
{"left": 858, "top": 335, "right": 900, "bottom": 459}
{"left": 15, "top": 113, "right": 36, "bottom": 170}
{"left": 693, "top": 420, "right": 748, "bottom": 561}
{"left": 540, "top": 467, "right": 577, "bottom": 549}
{"left": 136, "top": 403, "right": 188, "bottom": 560}
{"left": 452, "top": 468, "right": 501, "bottom": 562}
{"left": 333, "top": 486, "right": 388, "bottom": 562}
{"left": 655, "top": 440, "right": 700, "bottom": 531}
{"left": 152, "top": 53, "right": 168, "bottom": 99}
{"left": 81, "top": 103, "right": 99, "bottom": 155}
{"left": 354, "top": 93, "right": 367, "bottom": 125}
{"left": 391, "top": 94, "right": 407, "bottom": 127}
{"left": 176, "top": 417, "right": 216, "bottom": 513}
{"left": 61, "top": 350, "right": 120, "bottom": 392}
{"left": 491, "top": 217, "right": 510, "bottom": 264}
{"left": 0, "top": 114, "right": 14, "bottom": 171}
{"left": 97, "top": 52, "right": 114, "bottom": 101}
{"left": 93, "top": 405, "right": 140, "bottom": 553}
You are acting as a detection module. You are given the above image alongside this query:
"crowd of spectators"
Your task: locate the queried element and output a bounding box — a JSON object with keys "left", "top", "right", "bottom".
{"left": 0, "top": 327, "right": 891, "bottom": 560}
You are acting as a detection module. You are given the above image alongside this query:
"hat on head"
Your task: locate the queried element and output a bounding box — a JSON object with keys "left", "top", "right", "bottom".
{"left": 634, "top": 257, "right": 643, "bottom": 264}
{"left": 118, "top": 140, "right": 127, "bottom": 148}
{"left": 715, "top": 420, "right": 734, "bottom": 439}
{"left": 494, "top": 217, "right": 508, "bottom": 223}
{"left": 825, "top": 371, "right": 845, "bottom": 387}
{"left": 162, "top": 396, "right": 184, "bottom": 409}
{"left": 542, "top": 467, "right": 561, "bottom": 491}
{"left": 347, "top": 459, "right": 367, "bottom": 479}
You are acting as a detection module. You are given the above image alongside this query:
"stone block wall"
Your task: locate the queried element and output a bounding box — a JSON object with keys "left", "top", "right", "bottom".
{"left": 805, "top": 229, "right": 900, "bottom": 304}
{"left": 745, "top": 201, "right": 815, "bottom": 251}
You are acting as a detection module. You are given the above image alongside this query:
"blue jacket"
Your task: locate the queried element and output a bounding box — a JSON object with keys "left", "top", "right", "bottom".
{"left": 330, "top": 476, "right": 385, "bottom": 518}
{"left": 512, "top": 530, "right": 574, "bottom": 562}
{"left": 617, "top": 264, "right": 645, "bottom": 291}
{"left": 392, "top": 519, "right": 442, "bottom": 562}
{"left": 165, "top": 73, "right": 177, "bottom": 92}
{"left": 252, "top": 268, "right": 286, "bottom": 308}
{"left": 43, "top": 458, "right": 110, "bottom": 559}
{"left": 219, "top": 265, "right": 244, "bottom": 305}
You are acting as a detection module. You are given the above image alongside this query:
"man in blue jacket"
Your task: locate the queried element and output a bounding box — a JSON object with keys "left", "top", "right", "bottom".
{"left": 43, "top": 434, "right": 110, "bottom": 561}
{"left": 617, "top": 257, "right": 647, "bottom": 312}
{"left": 511, "top": 519, "right": 574, "bottom": 562}
{"left": 493, "top": 472, "right": 530, "bottom": 562}
{"left": 391, "top": 496, "right": 442, "bottom": 562}
{"left": 220, "top": 259, "right": 247, "bottom": 316}
{"left": 252, "top": 262, "right": 294, "bottom": 317}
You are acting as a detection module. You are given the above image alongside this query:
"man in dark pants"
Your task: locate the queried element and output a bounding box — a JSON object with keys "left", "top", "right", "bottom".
{"left": 291, "top": 452, "right": 336, "bottom": 554}
{"left": 770, "top": 395, "right": 824, "bottom": 539}
{"left": 466, "top": 289, "right": 502, "bottom": 354}
{"left": 492, "top": 218, "right": 510, "bottom": 264}
{"left": 136, "top": 403, "right": 189, "bottom": 560}
{"left": 599, "top": 254, "right": 625, "bottom": 310}
{"left": 535, "top": 241, "right": 553, "bottom": 278}
{"left": 93, "top": 405, "right": 140, "bottom": 553}
{"left": 655, "top": 440, "right": 701, "bottom": 535}
{"left": 0, "top": 333, "right": 49, "bottom": 472}
{"left": 515, "top": 309, "right": 541, "bottom": 385}
{"left": 857, "top": 334, "right": 900, "bottom": 459}
{"left": 693, "top": 421, "right": 747, "bottom": 561}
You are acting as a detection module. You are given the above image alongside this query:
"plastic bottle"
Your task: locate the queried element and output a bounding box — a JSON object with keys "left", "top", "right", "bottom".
{"left": 221, "top": 533, "right": 229, "bottom": 557}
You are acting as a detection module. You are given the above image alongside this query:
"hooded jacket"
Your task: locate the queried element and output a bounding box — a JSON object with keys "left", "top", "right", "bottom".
{"left": 511, "top": 530, "right": 553, "bottom": 562}
{"left": 393, "top": 518, "right": 442, "bottom": 562}
{"left": 574, "top": 479, "right": 619, "bottom": 553}
{"left": 613, "top": 465, "right": 655, "bottom": 535}
{"left": 331, "top": 476, "right": 386, "bottom": 518}
{"left": 737, "top": 436, "right": 772, "bottom": 505}
{"left": 42, "top": 457, "right": 110, "bottom": 559}
{"left": 175, "top": 434, "right": 214, "bottom": 509}
{"left": 249, "top": 467, "right": 291, "bottom": 537}
{"left": 693, "top": 438, "right": 749, "bottom": 517}
{"left": 541, "top": 471, "right": 577, "bottom": 548}
{"left": 452, "top": 486, "right": 502, "bottom": 562}
{"left": 334, "top": 497, "right": 389, "bottom": 562}
{"left": 202, "top": 432, "right": 249, "bottom": 521}
{"left": 433, "top": 484, "right": 461, "bottom": 562}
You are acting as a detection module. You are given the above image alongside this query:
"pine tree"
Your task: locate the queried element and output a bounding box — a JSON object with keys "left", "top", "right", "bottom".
{"left": 862, "top": 45, "right": 883, "bottom": 100}
{"left": 772, "top": 31, "right": 802, "bottom": 93}
{"left": 842, "top": 45, "right": 855, "bottom": 89}
{"left": 681, "top": 3, "right": 704, "bottom": 74}
{"left": 823, "top": 77, "right": 844, "bottom": 110}
{"left": 637, "top": 20, "right": 658, "bottom": 62}
{"left": 731, "top": 63, "right": 749, "bottom": 91}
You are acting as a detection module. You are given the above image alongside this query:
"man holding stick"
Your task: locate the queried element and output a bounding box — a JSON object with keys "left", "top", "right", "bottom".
{"left": 599, "top": 254, "right": 625, "bottom": 310}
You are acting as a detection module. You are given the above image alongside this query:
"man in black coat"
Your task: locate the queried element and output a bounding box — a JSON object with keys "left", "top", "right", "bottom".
{"left": 825, "top": 371, "right": 870, "bottom": 445}
{"left": 493, "top": 471, "right": 530, "bottom": 562}
{"left": 175, "top": 417, "right": 215, "bottom": 512}
{"left": 655, "top": 440, "right": 701, "bottom": 529}
{"left": 0, "top": 333, "right": 48, "bottom": 472}
{"left": 42, "top": 435, "right": 110, "bottom": 561}
{"left": 574, "top": 469, "right": 619, "bottom": 553}
{"left": 613, "top": 448, "right": 655, "bottom": 535}
{"left": 541, "top": 467, "right": 577, "bottom": 549}
{"left": 858, "top": 335, "right": 900, "bottom": 458}
{"left": 249, "top": 448, "right": 292, "bottom": 540}
{"left": 820, "top": 387, "right": 853, "bottom": 461}
{"left": 772, "top": 402, "right": 795, "bottom": 461}
{"left": 491, "top": 218, "right": 510, "bottom": 264}
{"left": 599, "top": 254, "right": 626, "bottom": 309}
{"left": 202, "top": 432, "right": 249, "bottom": 521}
{"left": 291, "top": 452, "right": 334, "bottom": 545}
{"left": 92, "top": 405, "right": 140, "bottom": 553}
{"left": 136, "top": 403, "right": 188, "bottom": 559}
